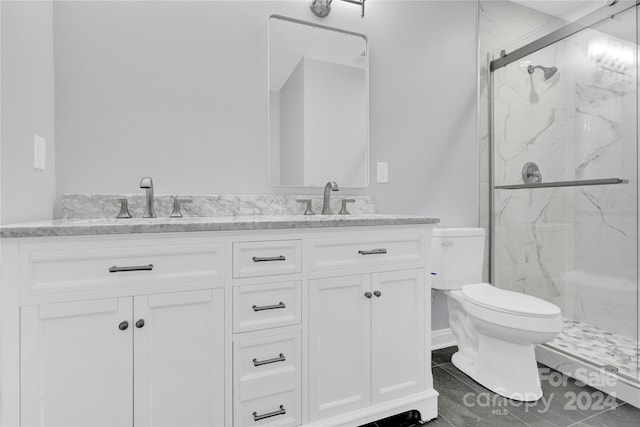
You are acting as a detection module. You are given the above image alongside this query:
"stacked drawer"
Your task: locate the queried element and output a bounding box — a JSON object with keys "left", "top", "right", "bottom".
{"left": 232, "top": 240, "right": 302, "bottom": 427}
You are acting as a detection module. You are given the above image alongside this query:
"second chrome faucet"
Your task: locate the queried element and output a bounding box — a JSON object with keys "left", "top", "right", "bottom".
{"left": 321, "top": 181, "right": 339, "bottom": 215}
{"left": 140, "top": 177, "right": 156, "bottom": 218}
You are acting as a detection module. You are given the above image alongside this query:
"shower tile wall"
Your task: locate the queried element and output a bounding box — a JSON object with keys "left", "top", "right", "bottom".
{"left": 491, "top": 20, "right": 638, "bottom": 342}
{"left": 478, "top": 0, "right": 566, "bottom": 282}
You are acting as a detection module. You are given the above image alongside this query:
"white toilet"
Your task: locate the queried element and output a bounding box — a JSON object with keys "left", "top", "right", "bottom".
{"left": 430, "top": 227, "right": 563, "bottom": 402}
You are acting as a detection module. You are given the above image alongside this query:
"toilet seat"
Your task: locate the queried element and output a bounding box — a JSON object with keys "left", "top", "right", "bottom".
{"left": 462, "top": 283, "right": 560, "bottom": 318}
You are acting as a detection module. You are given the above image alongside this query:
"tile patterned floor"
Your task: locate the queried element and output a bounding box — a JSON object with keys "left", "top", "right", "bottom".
{"left": 546, "top": 319, "right": 638, "bottom": 379}
{"left": 360, "top": 346, "right": 640, "bottom": 427}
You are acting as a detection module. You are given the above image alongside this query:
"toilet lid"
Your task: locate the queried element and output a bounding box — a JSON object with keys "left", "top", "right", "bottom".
{"left": 462, "top": 283, "right": 561, "bottom": 318}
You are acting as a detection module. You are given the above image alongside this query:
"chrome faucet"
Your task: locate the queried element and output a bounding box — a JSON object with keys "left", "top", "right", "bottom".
{"left": 139, "top": 177, "right": 156, "bottom": 218}
{"left": 321, "top": 181, "right": 339, "bottom": 215}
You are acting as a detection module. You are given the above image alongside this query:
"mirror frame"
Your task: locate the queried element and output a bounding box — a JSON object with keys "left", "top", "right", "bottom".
{"left": 267, "top": 14, "right": 369, "bottom": 188}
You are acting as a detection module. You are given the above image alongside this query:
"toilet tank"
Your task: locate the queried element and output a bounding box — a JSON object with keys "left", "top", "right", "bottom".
{"left": 430, "top": 227, "right": 486, "bottom": 290}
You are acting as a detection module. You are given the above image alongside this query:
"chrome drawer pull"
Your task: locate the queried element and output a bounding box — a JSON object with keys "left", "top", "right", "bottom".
{"left": 253, "top": 405, "right": 286, "bottom": 422}
{"left": 109, "top": 264, "right": 154, "bottom": 273}
{"left": 252, "top": 255, "right": 286, "bottom": 262}
{"left": 253, "top": 353, "right": 285, "bottom": 367}
{"left": 252, "top": 302, "right": 286, "bottom": 312}
{"left": 358, "top": 248, "right": 387, "bottom": 255}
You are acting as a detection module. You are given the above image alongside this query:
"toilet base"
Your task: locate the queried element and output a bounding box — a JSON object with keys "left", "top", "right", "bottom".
{"left": 451, "top": 333, "right": 542, "bottom": 402}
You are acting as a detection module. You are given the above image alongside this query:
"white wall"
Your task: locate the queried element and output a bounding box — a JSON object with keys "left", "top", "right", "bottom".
{"left": 304, "top": 58, "right": 366, "bottom": 187}
{"left": 52, "top": 0, "right": 478, "bottom": 224}
{"left": 279, "top": 58, "right": 305, "bottom": 185}
{"left": 1, "top": 0, "right": 56, "bottom": 224}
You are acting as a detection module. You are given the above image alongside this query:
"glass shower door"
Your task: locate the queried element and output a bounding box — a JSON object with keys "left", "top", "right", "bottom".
{"left": 490, "top": 4, "right": 638, "bottom": 384}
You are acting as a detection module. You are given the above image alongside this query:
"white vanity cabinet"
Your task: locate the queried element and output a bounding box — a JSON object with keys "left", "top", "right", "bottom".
{"left": 232, "top": 240, "right": 303, "bottom": 427}
{"left": 20, "top": 289, "right": 225, "bottom": 427}
{"left": 1, "top": 223, "right": 437, "bottom": 427}
{"left": 308, "top": 269, "right": 425, "bottom": 421}
{"left": 2, "top": 233, "right": 227, "bottom": 427}
{"left": 306, "top": 230, "right": 429, "bottom": 425}
{"left": 21, "top": 297, "right": 134, "bottom": 427}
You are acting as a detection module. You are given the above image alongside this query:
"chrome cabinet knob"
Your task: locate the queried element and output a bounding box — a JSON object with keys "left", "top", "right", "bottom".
{"left": 364, "top": 292, "right": 372, "bottom": 299}
{"left": 118, "top": 321, "right": 129, "bottom": 331}
{"left": 373, "top": 290, "right": 381, "bottom": 297}
{"left": 135, "top": 319, "right": 145, "bottom": 328}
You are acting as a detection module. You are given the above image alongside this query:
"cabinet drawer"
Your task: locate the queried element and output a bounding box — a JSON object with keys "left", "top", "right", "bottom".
{"left": 234, "top": 327, "right": 301, "bottom": 389}
{"left": 234, "top": 382, "right": 300, "bottom": 427}
{"left": 233, "top": 240, "right": 301, "bottom": 278}
{"left": 308, "top": 232, "right": 425, "bottom": 273}
{"left": 233, "top": 281, "right": 301, "bottom": 333}
{"left": 20, "top": 237, "right": 223, "bottom": 297}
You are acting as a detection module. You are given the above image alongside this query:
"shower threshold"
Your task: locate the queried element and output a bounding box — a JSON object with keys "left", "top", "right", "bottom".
{"left": 546, "top": 319, "right": 638, "bottom": 380}
{"left": 536, "top": 319, "right": 639, "bottom": 408}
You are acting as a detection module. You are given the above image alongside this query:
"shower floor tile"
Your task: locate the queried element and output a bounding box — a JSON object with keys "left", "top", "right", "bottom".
{"left": 546, "top": 319, "right": 638, "bottom": 379}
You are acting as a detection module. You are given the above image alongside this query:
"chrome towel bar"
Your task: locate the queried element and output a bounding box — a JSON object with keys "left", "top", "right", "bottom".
{"left": 495, "top": 178, "right": 628, "bottom": 190}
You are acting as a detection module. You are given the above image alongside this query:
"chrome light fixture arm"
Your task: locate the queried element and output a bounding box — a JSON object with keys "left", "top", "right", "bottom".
{"left": 310, "top": 0, "right": 365, "bottom": 18}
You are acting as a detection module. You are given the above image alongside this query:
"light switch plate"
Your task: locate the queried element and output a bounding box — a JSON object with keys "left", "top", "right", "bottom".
{"left": 33, "top": 135, "right": 46, "bottom": 170}
{"left": 376, "top": 162, "right": 389, "bottom": 183}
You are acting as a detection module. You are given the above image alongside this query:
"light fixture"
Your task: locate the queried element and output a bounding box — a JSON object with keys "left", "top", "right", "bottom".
{"left": 588, "top": 36, "right": 634, "bottom": 70}
{"left": 310, "top": 0, "right": 366, "bottom": 18}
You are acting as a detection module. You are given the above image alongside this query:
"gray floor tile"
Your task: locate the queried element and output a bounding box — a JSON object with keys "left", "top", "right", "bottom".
{"left": 439, "top": 361, "right": 627, "bottom": 427}
{"left": 570, "top": 404, "right": 640, "bottom": 427}
{"left": 432, "top": 346, "right": 458, "bottom": 367}
{"left": 361, "top": 349, "right": 637, "bottom": 427}
{"left": 422, "top": 414, "right": 455, "bottom": 426}
{"left": 433, "top": 365, "right": 529, "bottom": 427}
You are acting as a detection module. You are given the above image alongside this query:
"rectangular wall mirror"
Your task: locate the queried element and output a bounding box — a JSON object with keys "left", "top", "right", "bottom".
{"left": 268, "top": 16, "right": 369, "bottom": 188}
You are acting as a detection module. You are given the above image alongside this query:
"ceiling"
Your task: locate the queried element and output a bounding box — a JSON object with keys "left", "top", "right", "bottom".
{"left": 511, "top": 0, "right": 608, "bottom": 21}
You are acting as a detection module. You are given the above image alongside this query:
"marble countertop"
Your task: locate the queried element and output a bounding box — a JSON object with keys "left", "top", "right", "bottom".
{"left": 0, "top": 214, "right": 440, "bottom": 238}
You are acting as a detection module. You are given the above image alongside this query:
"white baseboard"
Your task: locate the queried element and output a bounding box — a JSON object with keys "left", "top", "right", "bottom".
{"left": 431, "top": 328, "right": 456, "bottom": 351}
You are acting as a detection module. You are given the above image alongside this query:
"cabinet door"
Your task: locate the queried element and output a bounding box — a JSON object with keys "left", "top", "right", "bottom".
{"left": 371, "top": 269, "right": 425, "bottom": 404}
{"left": 308, "top": 274, "right": 371, "bottom": 421}
{"left": 21, "top": 298, "right": 133, "bottom": 427}
{"left": 133, "top": 289, "right": 225, "bottom": 427}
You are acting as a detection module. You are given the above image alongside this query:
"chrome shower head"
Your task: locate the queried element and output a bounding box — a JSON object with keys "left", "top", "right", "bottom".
{"left": 527, "top": 64, "right": 558, "bottom": 80}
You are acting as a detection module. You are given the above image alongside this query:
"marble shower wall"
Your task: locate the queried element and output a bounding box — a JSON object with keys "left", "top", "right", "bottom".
{"left": 490, "top": 10, "right": 638, "bottom": 341}
{"left": 478, "top": 1, "right": 566, "bottom": 282}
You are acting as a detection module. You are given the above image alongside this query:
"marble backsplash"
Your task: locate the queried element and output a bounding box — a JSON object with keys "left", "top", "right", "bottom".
{"left": 60, "top": 194, "right": 376, "bottom": 220}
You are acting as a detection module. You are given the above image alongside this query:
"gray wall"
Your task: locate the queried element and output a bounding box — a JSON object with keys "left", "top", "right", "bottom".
{"left": 52, "top": 0, "right": 478, "bottom": 224}
{"left": 1, "top": 1, "right": 56, "bottom": 224}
